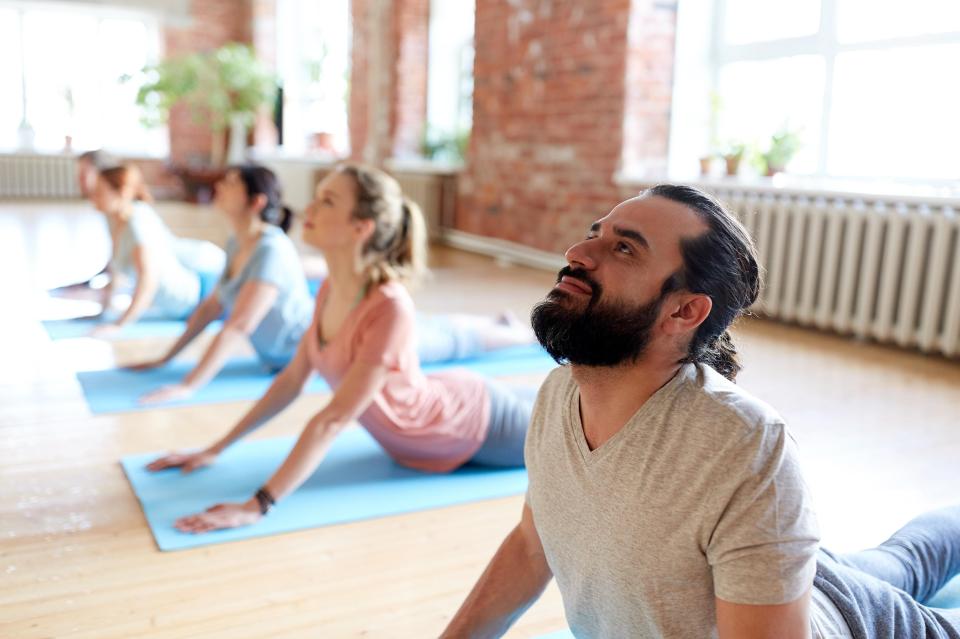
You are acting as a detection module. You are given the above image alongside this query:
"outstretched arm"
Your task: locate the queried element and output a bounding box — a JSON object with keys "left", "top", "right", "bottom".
{"left": 114, "top": 244, "right": 159, "bottom": 327}
{"left": 128, "top": 293, "right": 222, "bottom": 371}
{"left": 146, "top": 336, "right": 314, "bottom": 474}
{"left": 171, "top": 356, "right": 390, "bottom": 533}
{"left": 441, "top": 503, "right": 553, "bottom": 638}
{"left": 139, "top": 281, "right": 278, "bottom": 403}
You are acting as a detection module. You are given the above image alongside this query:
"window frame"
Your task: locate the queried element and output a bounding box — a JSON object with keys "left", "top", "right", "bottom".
{"left": 0, "top": 0, "right": 166, "bottom": 157}
{"left": 666, "top": 0, "right": 960, "bottom": 186}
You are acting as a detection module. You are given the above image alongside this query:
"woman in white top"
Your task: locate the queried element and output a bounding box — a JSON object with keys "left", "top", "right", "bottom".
{"left": 89, "top": 164, "right": 224, "bottom": 335}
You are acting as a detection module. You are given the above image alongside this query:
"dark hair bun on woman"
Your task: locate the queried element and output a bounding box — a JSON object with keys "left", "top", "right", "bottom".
{"left": 232, "top": 164, "right": 295, "bottom": 234}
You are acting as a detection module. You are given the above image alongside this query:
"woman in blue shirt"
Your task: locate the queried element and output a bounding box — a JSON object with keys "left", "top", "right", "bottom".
{"left": 133, "top": 165, "right": 312, "bottom": 404}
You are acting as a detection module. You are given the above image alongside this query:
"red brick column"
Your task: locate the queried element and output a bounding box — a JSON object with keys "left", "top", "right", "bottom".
{"left": 252, "top": 0, "right": 279, "bottom": 148}
{"left": 622, "top": 0, "right": 677, "bottom": 176}
{"left": 456, "top": 0, "right": 676, "bottom": 255}
{"left": 349, "top": 0, "right": 429, "bottom": 164}
{"left": 391, "top": 0, "right": 430, "bottom": 158}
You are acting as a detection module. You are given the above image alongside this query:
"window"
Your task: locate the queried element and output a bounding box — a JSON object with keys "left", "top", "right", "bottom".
{"left": 0, "top": 1, "right": 165, "bottom": 156}
{"left": 669, "top": 0, "right": 960, "bottom": 182}
{"left": 275, "top": 0, "right": 351, "bottom": 156}
{"left": 424, "top": 0, "right": 474, "bottom": 163}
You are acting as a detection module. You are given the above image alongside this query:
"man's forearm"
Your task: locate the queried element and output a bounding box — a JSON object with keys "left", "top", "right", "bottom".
{"left": 442, "top": 523, "right": 553, "bottom": 638}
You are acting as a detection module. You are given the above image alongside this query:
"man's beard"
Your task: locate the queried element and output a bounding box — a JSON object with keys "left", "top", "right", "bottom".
{"left": 531, "top": 266, "right": 665, "bottom": 367}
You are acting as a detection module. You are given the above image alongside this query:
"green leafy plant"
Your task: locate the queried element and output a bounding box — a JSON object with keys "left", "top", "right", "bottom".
{"left": 760, "top": 128, "right": 802, "bottom": 175}
{"left": 124, "top": 43, "right": 276, "bottom": 164}
{"left": 420, "top": 126, "right": 470, "bottom": 164}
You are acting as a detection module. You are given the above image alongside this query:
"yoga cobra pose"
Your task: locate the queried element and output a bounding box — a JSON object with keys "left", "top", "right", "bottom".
{"left": 442, "top": 185, "right": 960, "bottom": 639}
{"left": 130, "top": 164, "right": 534, "bottom": 405}
{"left": 88, "top": 164, "right": 225, "bottom": 336}
{"left": 130, "top": 165, "right": 312, "bottom": 404}
{"left": 147, "top": 164, "right": 535, "bottom": 532}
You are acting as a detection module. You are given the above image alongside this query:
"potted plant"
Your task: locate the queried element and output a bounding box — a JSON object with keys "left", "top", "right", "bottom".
{"left": 760, "top": 128, "right": 802, "bottom": 176}
{"left": 722, "top": 142, "right": 746, "bottom": 176}
{"left": 126, "top": 43, "right": 276, "bottom": 168}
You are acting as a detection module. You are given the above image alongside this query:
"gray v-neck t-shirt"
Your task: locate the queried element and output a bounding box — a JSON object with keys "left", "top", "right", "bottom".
{"left": 524, "top": 363, "right": 820, "bottom": 638}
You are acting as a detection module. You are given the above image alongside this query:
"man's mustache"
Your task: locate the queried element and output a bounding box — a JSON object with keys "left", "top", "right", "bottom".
{"left": 556, "top": 266, "right": 601, "bottom": 297}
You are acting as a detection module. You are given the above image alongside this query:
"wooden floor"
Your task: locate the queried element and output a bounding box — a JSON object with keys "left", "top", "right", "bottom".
{"left": 2, "top": 201, "right": 959, "bottom": 637}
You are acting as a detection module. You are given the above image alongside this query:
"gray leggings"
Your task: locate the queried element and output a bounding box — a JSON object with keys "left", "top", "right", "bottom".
{"left": 816, "top": 505, "right": 960, "bottom": 639}
{"left": 469, "top": 380, "right": 537, "bottom": 467}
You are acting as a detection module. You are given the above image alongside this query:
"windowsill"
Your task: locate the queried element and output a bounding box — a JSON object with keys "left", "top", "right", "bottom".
{"left": 614, "top": 170, "right": 960, "bottom": 205}
{"left": 248, "top": 146, "right": 342, "bottom": 167}
{"left": 0, "top": 149, "right": 169, "bottom": 161}
{"left": 247, "top": 147, "right": 464, "bottom": 176}
{"left": 384, "top": 157, "right": 463, "bottom": 176}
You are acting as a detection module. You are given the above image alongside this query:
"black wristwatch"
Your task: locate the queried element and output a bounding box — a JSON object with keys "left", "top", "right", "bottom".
{"left": 254, "top": 486, "right": 276, "bottom": 515}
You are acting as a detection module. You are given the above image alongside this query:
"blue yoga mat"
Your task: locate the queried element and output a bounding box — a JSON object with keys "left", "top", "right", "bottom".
{"left": 930, "top": 575, "right": 960, "bottom": 608}
{"left": 43, "top": 318, "right": 225, "bottom": 340}
{"left": 122, "top": 428, "right": 528, "bottom": 551}
{"left": 43, "top": 279, "right": 324, "bottom": 341}
{"left": 77, "top": 344, "right": 556, "bottom": 414}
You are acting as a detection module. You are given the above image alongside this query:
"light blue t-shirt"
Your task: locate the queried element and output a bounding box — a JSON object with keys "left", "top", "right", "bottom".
{"left": 114, "top": 202, "right": 202, "bottom": 319}
{"left": 216, "top": 226, "right": 313, "bottom": 368}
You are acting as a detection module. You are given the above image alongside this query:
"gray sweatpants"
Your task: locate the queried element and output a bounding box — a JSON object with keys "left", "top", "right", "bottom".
{"left": 469, "top": 380, "right": 537, "bottom": 467}
{"left": 816, "top": 505, "right": 960, "bottom": 639}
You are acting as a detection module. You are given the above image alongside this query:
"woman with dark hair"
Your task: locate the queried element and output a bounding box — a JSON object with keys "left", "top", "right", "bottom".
{"left": 90, "top": 164, "right": 225, "bottom": 336}
{"left": 133, "top": 165, "right": 313, "bottom": 404}
{"left": 147, "top": 164, "right": 534, "bottom": 532}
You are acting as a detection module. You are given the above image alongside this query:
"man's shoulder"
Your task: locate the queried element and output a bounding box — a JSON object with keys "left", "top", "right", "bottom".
{"left": 678, "top": 364, "right": 787, "bottom": 440}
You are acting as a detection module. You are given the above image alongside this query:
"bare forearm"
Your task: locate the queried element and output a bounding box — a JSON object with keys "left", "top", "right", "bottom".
{"left": 208, "top": 369, "right": 306, "bottom": 454}
{"left": 99, "top": 281, "right": 114, "bottom": 316}
{"left": 181, "top": 326, "right": 247, "bottom": 389}
{"left": 443, "top": 525, "right": 553, "bottom": 638}
{"left": 262, "top": 416, "right": 346, "bottom": 501}
{"left": 161, "top": 301, "right": 220, "bottom": 362}
{"left": 117, "top": 278, "right": 157, "bottom": 326}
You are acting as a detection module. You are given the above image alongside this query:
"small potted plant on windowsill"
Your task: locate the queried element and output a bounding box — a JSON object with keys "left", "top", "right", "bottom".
{"left": 723, "top": 142, "right": 746, "bottom": 177}
{"left": 760, "top": 128, "right": 802, "bottom": 176}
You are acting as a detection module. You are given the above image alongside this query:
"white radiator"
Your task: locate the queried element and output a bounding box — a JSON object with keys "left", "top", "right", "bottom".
{"left": 0, "top": 153, "right": 80, "bottom": 198}
{"left": 712, "top": 186, "right": 960, "bottom": 358}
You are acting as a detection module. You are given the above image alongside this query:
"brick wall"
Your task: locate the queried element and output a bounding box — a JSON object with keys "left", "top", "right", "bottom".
{"left": 391, "top": 0, "right": 430, "bottom": 158}
{"left": 350, "top": 0, "right": 430, "bottom": 163}
{"left": 456, "top": 0, "right": 676, "bottom": 254}
{"left": 348, "top": 0, "right": 373, "bottom": 161}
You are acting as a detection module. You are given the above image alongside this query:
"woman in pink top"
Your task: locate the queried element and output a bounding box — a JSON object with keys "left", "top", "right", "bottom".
{"left": 147, "top": 164, "right": 534, "bottom": 533}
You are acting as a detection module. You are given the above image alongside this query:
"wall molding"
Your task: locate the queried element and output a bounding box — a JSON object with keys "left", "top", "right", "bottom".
{"left": 439, "top": 229, "right": 564, "bottom": 272}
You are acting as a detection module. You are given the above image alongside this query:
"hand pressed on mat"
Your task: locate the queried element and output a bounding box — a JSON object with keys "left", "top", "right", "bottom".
{"left": 146, "top": 449, "right": 218, "bottom": 473}
{"left": 174, "top": 500, "right": 262, "bottom": 533}
{"left": 139, "top": 383, "right": 195, "bottom": 405}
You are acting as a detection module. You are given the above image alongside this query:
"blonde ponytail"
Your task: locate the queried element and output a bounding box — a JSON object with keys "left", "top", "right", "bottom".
{"left": 338, "top": 164, "right": 429, "bottom": 286}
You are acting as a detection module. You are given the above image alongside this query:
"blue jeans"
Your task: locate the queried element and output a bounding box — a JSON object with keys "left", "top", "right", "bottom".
{"left": 816, "top": 505, "right": 960, "bottom": 639}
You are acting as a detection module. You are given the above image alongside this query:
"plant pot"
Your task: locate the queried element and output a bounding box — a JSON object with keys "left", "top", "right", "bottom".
{"left": 724, "top": 155, "right": 742, "bottom": 176}
{"left": 699, "top": 156, "right": 713, "bottom": 176}
{"left": 765, "top": 164, "right": 785, "bottom": 177}
{"left": 310, "top": 131, "right": 335, "bottom": 153}
{"left": 226, "top": 115, "right": 248, "bottom": 165}
{"left": 171, "top": 165, "right": 227, "bottom": 204}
